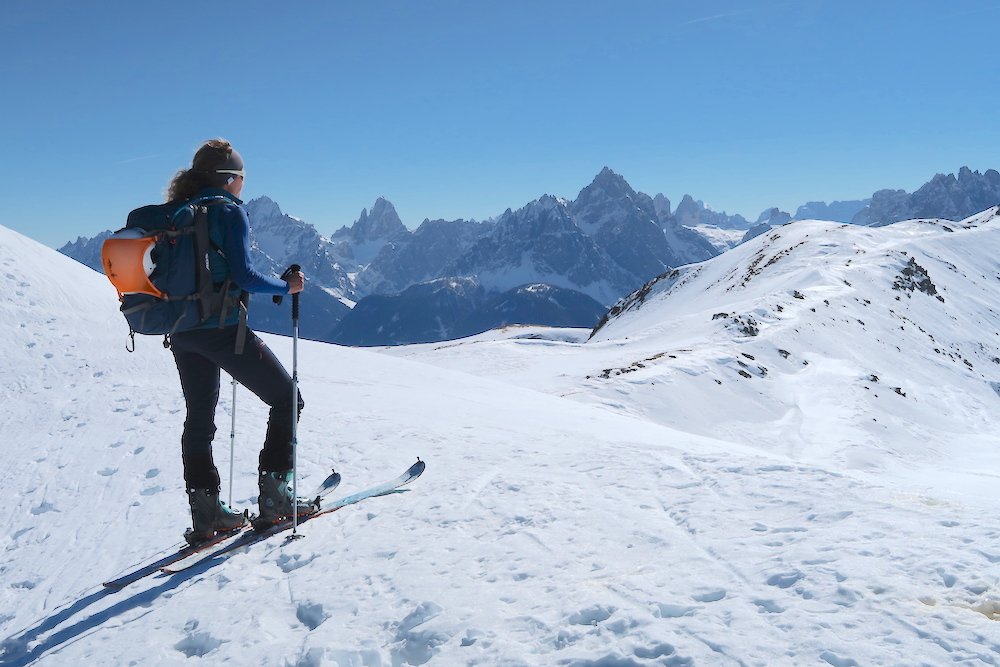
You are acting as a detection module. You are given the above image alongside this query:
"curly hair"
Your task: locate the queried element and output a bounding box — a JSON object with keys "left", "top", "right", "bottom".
{"left": 166, "top": 139, "right": 237, "bottom": 202}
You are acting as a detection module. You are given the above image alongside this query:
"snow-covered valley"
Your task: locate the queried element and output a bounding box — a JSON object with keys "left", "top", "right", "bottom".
{"left": 1, "top": 214, "right": 999, "bottom": 666}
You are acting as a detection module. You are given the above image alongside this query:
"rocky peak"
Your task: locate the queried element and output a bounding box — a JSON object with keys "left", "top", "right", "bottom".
{"left": 496, "top": 196, "right": 576, "bottom": 240}
{"left": 245, "top": 196, "right": 283, "bottom": 220}
{"left": 755, "top": 208, "right": 792, "bottom": 226}
{"left": 673, "top": 194, "right": 701, "bottom": 219}
{"left": 571, "top": 167, "right": 657, "bottom": 236}
{"left": 652, "top": 193, "right": 671, "bottom": 220}
{"left": 672, "top": 195, "right": 751, "bottom": 230}
{"left": 577, "top": 167, "right": 637, "bottom": 205}
{"left": 350, "top": 197, "right": 407, "bottom": 243}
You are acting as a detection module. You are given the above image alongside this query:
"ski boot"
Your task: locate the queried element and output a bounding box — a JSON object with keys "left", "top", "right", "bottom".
{"left": 185, "top": 489, "right": 248, "bottom": 546}
{"left": 254, "top": 471, "right": 318, "bottom": 530}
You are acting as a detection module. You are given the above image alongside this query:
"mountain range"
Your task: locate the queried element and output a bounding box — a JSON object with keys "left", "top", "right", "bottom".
{"left": 59, "top": 166, "right": 998, "bottom": 346}
{"left": 852, "top": 166, "right": 1000, "bottom": 226}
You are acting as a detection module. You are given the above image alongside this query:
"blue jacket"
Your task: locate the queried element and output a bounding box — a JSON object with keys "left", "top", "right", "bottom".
{"left": 196, "top": 188, "right": 289, "bottom": 328}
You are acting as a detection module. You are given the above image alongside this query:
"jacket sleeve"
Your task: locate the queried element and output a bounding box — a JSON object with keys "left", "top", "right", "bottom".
{"left": 220, "top": 205, "right": 290, "bottom": 295}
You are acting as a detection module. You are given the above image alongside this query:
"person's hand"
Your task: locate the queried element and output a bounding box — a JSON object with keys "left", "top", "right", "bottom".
{"left": 286, "top": 270, "right": 305, "bottom": 295}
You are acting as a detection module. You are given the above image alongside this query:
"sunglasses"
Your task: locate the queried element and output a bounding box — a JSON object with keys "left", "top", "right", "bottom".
{"left": 216, "top": 169, "right": 245, "bottom": 179}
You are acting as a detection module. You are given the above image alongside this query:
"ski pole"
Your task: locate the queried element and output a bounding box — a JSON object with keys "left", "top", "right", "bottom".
{"left": 291, "top": 267, "right": 302, "bottom": 537}
{"left": 229, "top": 376, "right": 237, "bottom": 508}
{"left": 276, "top": 264, "right": 304, "bottom": 539}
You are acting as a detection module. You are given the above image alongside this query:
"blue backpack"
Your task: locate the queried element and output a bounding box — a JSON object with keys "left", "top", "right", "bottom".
{"left": 101, "top": 196, "right": 246, "bottom": 351}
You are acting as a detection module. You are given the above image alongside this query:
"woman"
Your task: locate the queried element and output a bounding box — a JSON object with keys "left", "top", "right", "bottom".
{"left": 166, "top": 139, "right": 314, "bottom": 544}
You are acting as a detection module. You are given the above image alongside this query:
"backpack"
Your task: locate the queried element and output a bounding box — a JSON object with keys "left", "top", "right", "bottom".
{"left": 101, "top": 196, "right": 247, "bottom": 352}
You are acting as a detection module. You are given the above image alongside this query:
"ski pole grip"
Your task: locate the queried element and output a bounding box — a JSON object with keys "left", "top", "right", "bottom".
{"left": 273, "top": 264, "right": 302, "bottom": 306}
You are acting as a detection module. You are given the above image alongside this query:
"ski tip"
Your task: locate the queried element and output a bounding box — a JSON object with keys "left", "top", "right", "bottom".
{"left": 408, "top": 458, "right": 426, "bottom": 478}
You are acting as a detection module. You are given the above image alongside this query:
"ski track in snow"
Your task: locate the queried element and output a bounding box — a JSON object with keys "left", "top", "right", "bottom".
{"left": 1, "top": 220, "right": 1000, "bottom": 666}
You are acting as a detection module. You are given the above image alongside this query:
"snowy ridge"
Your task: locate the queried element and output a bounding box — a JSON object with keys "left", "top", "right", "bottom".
{"left": 586, "top": 212, "right": 1000, "bottom": 485}
{"left": 2, "top": 221, "right": 1000, "bottom": 665}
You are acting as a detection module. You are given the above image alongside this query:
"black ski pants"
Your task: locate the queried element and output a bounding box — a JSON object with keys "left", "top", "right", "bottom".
{"left": 170, "top": 326, "right": 303, "bottom": 491}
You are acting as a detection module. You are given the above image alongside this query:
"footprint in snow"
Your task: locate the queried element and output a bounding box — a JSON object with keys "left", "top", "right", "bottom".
{"left": 97, "top": 467, "right": 117, "bottom": 477}
{"left": 568, "top": 605, "right": 615, "bottom": 626}
{"left": 937, "top": 569, "right": 958, "bottom": 588}
{"left": 820, "top": 650, "right": 860, "bottom": 667}
{"left": 296, "top": 601, "right": 329, "bottom": 630}
{"left": 753, "top": 599, "right": 785, "bottom": 613}
{"left": 807, "top": 510, "right": 854, "bottom": 523}
{"left": 277, "top": 553, "right": 316, "bottom": 573}
{"left": 691, "top": 589, "right": 727, "bottom": 603}
{"left": 766, "top": 571, "right": 805, "bottom": 589}
{"left": 634, "top": 642, "right": 684, "bottom": 661}
{"left": 174, "top": 632, "right": 223, "bottom": 658}
{"left": 391, "top": 602, "right": 447, "bottom": 667}
{"left": 655, "top": 603, "right": 697, "bottom": 618}
{"left": 30, "top": 502, "right": 57, "bottom": 515}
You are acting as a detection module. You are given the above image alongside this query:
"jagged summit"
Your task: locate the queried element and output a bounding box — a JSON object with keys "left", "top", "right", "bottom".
{"left": 652, "top": 193, "right": 671, "bottom": 219}
{"left": 673, "top": 194, "right": 751, "bottom": 230}
{"left": 347, "top": 196, "right": 407, "bottom": 243}
{"left": 574, "top": 167, "right": 640, "bottom": 214}
{"left": 245, "top": 195, "right": 283, "bottom": 219}
{"left": 591, "top": 166, "right": 631, "bottom": 190}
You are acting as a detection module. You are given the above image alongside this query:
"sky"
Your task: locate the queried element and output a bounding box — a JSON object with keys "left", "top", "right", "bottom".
{"left": 2, "top": 0, "right": 999, "bottom": 247}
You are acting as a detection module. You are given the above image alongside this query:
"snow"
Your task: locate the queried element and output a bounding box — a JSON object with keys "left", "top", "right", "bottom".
{"left": 1, "top": 217, "right": 999, "bottom": 666}
{"left": 685, "top": 224, "right": 745, "bottom": 252}
{"left": 320, "top": 287, "right": 356, "bottom": 309}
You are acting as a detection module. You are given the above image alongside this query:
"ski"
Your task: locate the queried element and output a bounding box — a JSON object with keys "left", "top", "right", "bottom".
{"left": 102, "top": 469, "right": 343, "bottom": 590}
{"left": 309, "top": 468, "right": 343, "bottom": 502}
{"left": 161, "top": 459, "right": 425, "bottom": 575}
{"left": 102, "top": 528, "right": 242, "bottom": 590}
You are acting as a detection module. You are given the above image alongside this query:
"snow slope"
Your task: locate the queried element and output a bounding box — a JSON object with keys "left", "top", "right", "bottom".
{"left": 390, "top": 211, "right": 1000, "bottom": 507}
{"left": 1, "top": 223, "right": 999, "bottom": 666}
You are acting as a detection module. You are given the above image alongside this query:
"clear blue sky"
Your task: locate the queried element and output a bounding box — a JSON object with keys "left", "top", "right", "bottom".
{"left": 3, "top": 0, "right": 999, "bottom": 247}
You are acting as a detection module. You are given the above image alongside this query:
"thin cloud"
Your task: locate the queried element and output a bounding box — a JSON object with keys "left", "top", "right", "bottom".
{"left": 116, "top": 154, "right": 162, "bottom": 165}
{"left": 679, "top": 2, "right": 799, "bottom": 27}
{"left": 680, "top": 9, "right": 757, "bottom": 26}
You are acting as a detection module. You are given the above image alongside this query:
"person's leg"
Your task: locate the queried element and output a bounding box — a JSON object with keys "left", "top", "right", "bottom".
{"left": 172, "top": 328, "right": 304, "bottom": 473}
{"left": 172, "top": 344, "right": 222, "bottom": 490}
{"left": 233, "top": 333, "right": 304, "bottom": 473}
{"left": 171, "top": 327, "right": 312, "bottom": 525}
{"left": 171, "top": 333, "right": 248, "bottom": 541}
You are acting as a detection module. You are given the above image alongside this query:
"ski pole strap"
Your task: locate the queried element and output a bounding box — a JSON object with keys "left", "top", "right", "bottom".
{"left": 275, "top": 264, "right": 301, "bottom": 308}
{"left": 234, "top": 300, "right": 248, "bottom": 355}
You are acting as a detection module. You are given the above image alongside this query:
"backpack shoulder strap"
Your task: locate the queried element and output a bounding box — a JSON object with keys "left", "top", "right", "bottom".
{"left": 191, "top": 205, "right": 217, "bottom": 322}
